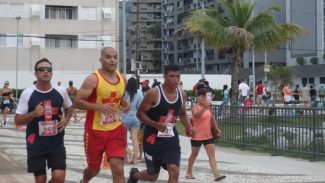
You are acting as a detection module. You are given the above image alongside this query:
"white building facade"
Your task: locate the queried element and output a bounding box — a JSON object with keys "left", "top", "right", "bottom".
{"left": 0, "top": 0, "right": 119, "bottom": 89}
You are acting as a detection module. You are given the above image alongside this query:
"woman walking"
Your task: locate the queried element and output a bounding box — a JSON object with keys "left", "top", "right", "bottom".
{"left": 121, "top": 77, "right": 143, "bottom": 164}
{"left": 186, "top": 88, "right": 226, "bottom": 181}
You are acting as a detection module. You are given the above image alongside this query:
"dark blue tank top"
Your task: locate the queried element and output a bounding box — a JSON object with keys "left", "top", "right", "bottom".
{"left": 143, "top": 85, "right": 183, "bottom": 147}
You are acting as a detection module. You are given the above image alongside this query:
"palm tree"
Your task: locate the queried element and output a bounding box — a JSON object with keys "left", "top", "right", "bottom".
{"left": 185, "top": 0, "right": 305, "bottom": 104}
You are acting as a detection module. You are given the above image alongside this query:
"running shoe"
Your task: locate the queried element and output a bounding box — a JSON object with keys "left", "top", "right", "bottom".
{"left": 127, "top": 167, "right": 139, "bottom": 183}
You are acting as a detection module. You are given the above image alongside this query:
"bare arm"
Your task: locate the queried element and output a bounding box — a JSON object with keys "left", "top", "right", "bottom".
{"left": 191, "top": 100, "right": 209, "bottom": 119}
{"left": 15, "top": 102, "right": 44, "bottom": 126}
{"left": 136, "top": 88, "right": 167, "bottom": 132}
{"left": 179, "top": 92, "right": 195, "bottom": 136}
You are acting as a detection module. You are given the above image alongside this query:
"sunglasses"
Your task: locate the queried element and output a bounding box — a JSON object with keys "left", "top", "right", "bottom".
{"left": 4, "top": 83, "right": 9, "bottom": 85}
{"left": 36, "top": 67, "right": 53, "bottom": 72}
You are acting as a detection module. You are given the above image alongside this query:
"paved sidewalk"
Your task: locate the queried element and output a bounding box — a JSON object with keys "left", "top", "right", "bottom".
{"left": 1, "top": 116, "right": 325, "bottom": 183}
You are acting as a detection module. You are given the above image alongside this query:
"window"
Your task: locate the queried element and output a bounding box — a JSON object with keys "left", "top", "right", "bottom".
{"left": 81, "top": 7, "right": 97, "bottom": 20}
{"left": 302, "top": 77, "right": 307, "bottom": 85}
{"left": 9, "top": 4, "right": 24, "bottom": 17}
{"left": 79, "top": 35, "right": 97, "bottom": 49}
{"left": 320, "top": 77, "right": 325, "bottom": 84}
{"left": 45, "top": 35, "right": 77, "bottom": 48}
{"left": 45, "top": 5, "right": 77, "bottom": 20}
{"left": 0, "top": 34, "right": 5, "bottom": 46}
{"left": 0, "top": 4, "right": 8, "bottom": 17}
{"left": 308, "top": 77, "right": 314, "bottom": 84}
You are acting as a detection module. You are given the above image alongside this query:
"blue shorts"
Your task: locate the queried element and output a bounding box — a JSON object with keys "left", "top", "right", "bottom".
{"left": 143, "top": 142, "right": 181, "bottom": 175}
{"left": 121, "top": 114, "right": 140, "bottom": 130}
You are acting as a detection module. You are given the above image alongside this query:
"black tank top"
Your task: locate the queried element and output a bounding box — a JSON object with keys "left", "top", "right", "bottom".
{"left": 143, "top": 85, "right": 183, "bottom": 147}
{"left": 2, "top": 91, "right": 11, "bottom": 97}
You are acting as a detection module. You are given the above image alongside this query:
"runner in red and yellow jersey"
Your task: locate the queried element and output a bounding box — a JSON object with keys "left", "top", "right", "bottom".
{"left": 75, "top": 47, "right": 130, "bottom": 183}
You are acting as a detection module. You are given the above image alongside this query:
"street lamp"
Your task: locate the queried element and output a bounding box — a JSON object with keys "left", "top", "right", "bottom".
{"left": 16, "top": 16, "right": 22, "bottom": 98}
{"left": 122, "top": 0, "right": 126, "bottom": 74}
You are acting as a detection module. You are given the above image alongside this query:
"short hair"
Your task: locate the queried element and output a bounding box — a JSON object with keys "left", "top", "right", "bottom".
{"left": 197, "top": 88, "right": 208, "bottom": 96}
{"left": 164, "top": 64, "right": 180, "bottom": 75}
{"left": 101, "top": 47, "right": 116, "bottom": 58}
{"left": 69, "top": 80, "right": 73, "bottom": 86}
{"left": 34, "top": 58, "right": 52, "bottom": 71}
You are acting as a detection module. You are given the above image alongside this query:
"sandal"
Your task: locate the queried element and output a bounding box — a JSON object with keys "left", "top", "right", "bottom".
{"left": 185, "top": 175, "right": 196, "bottom": 179}
{"left": 215, "top": 175, "right": 226, "bottom": 181}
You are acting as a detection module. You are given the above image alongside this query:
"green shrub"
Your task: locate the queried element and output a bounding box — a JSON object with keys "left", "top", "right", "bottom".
{"left": 310, "top": 57, "right": 318, "bottom": 65}
{"left": 296, "top": 57, "right": 305, "bottom": 65}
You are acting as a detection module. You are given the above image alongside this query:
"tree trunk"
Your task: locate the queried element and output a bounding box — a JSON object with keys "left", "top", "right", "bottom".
{"left": 230, "top": 51, "right": 242, "bottom": 105}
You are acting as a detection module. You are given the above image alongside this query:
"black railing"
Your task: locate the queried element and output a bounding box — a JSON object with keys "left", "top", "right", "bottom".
{"left": 212, "top": 105, "right": 325, "bottom": 160}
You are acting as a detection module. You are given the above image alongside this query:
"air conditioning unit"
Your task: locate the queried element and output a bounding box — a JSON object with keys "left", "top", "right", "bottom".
{"left": 102, "top": 8, "right": 112, "bottom": 19}
{"left": 30, "top": 5, "right": 40, "bottom": 16}
{"left": 30, "top": 37, "right": 40, "bottom": 47}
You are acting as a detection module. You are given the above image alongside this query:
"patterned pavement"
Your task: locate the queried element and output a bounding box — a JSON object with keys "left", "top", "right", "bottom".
{"left": 1, "top": 114, "right": 325, "bottom": 183}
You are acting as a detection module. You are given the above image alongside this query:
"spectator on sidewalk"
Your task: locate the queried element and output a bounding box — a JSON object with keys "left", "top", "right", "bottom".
{"left": 255, "top": 80, "right": 264, "bottom": 107}
{"left": 293, "top": 84, "right": 301, "bottom": 103}
{"left": 185, "top": 88, "right": 226, "bottom": 182}
{"left": 238, "top": 79, "right": 250, "bottom": 105}
{"left": 14, "top": 58, "right": 73, "bottom": 183}
{"left": 66, "top": 80, "right": 78, "bottom": 122}
{"left": 282, "top": 83, "right": 292, "bottom": 106}
{"left": 121, "top": 77, "right": 142, "bottom": 164}
{"left": 0, "top": 81, "right": 13, "bottom": 127}
{"left": 319, "top": 85, "right": 325, "bottom": 102}
{"left": 261, "top": 81, "right": 271, "bottom": 107}
{"left": 301, "top": 83, "right": 310, "bottom": 107}
{"left": 309, "top": 85, "right": 317, "bottom": 107}
{"left": 151, "top": 79, "right": 161, "bottom": 88}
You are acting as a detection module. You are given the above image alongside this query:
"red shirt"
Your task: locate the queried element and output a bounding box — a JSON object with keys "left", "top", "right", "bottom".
{"left": 256, "top": 84, "right": 264, "bottom": 95}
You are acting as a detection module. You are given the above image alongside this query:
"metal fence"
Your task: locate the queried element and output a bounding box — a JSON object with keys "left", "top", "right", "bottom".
{"left": 211, "top": 104, "right": 325, "bottom": 160}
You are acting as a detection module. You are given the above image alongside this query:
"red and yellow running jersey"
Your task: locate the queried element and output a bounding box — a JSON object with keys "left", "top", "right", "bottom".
{"left": 85, "top": 70, "right": 125, "bottom": 131}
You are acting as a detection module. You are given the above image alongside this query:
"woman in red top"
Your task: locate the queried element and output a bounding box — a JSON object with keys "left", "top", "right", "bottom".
{"left": 185, "top": 88, "right": 226, "bottom": 181}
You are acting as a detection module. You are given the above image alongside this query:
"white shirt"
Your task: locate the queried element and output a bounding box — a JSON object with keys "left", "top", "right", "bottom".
{"left": 239, "top": 83, "right": 250, "bottom": 97}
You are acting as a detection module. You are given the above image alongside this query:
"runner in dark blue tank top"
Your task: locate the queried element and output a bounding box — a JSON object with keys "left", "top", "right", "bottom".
{"left": 128, "top": 64, "right": 195, "bottom": 183}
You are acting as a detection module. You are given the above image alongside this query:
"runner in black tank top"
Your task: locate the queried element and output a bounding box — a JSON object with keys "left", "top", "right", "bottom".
{"left": 128, "top": 64, "right": 195, "bottom": 183}
{"left": 143, "top": 84, "right": 182, "bottom": 146}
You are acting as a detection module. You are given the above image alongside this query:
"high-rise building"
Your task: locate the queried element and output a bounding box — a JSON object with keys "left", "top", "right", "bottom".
{"left": 120, "top": 0, "right": 162, "bottom": 74}
{"left": 0, "top": 1, "right": 118, "bottom": 75}
{"left": 162, "top": 0, "right": 233, "bottom": 74}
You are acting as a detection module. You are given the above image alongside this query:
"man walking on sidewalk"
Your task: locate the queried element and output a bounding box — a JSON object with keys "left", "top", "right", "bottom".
{"left": 127, "top": 64, "right": 195, "bottom": 183}
{"left": 14, "top": 58, "right": 73, "bottom": 183}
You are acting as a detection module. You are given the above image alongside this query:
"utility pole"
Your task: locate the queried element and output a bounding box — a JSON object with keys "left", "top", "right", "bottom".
{"left": 135, "top": 0, "right": 140, "bottom": 83}
{"left": 16, "top": 16, "right": 22, "bottom": 98}
{"left": 122, "top": 0, "right": 126, "bottom": 74}
{"left": 200, "top": 2, "right": 205, "bottom": 79}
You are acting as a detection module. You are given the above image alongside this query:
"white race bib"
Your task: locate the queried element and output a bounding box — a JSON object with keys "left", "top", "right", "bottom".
{"left": 100, "top": 110, "right": 120, "bottom": 125}
{"left": 3, "top": 99, "right": 10, "bottom": 104}
{"left": 157, "top": 123, "right": 175, "bottom": 138}
{"left": 38, "top": 120, "right": 58, "bottom": 136}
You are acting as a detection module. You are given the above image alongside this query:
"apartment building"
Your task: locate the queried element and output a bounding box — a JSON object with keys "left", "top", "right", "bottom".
{"left": 0, "top": 0, "right": 118, "bottom": 75}
{"left": 119, "top": 0, "right": 162, "bottom": 74}
{"left": 162, "top": 0, "right": 233, "bottom": 74}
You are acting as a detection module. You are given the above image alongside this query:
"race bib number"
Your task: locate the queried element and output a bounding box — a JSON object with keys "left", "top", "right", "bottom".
{"left": 3, "top": 99, "right": 10, "bottom": 104}
{"left": 38, "top": 120, "right": 58, "bottom": 136}
{"left": 157, "top": 123, "right": 175, "bottom": 138}
{"left": 101, "top": 110, "right": 120, "bottom": 125}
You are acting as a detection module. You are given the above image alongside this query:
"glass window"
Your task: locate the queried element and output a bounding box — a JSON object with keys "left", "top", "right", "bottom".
{"left": 320, "top": 77, "right": 325, "bottom": 84}
{"left": 0, "top": 34, "right": 6, "bottom": 46}
{"left": 45, "top": 5, "right": 77, "bottom": 20}
{"left": 9, "top": 4, "right": 24, "bottom": 17}
{"left": 0, "top": 4, "right": 8, "bottom": 17}
{"left": 309, "top": 77, "right": 314, "bottom": 84}
{"left": 302, "top": 77, "right": 307, "bottom": 85}
{"left": 45, "top": 35, "right": 77, "bottom": 48}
